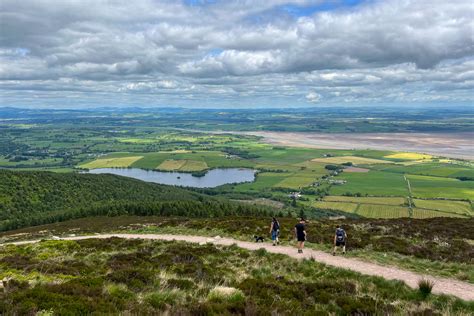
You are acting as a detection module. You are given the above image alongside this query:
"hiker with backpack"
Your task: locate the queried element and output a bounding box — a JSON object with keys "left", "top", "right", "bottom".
{"left": 294, "top": 218, "right": 307, "bottom": 253}
{"left": 269, "top": 217, "right": 280, "bottom": 246}
{"left": 333, "top": 225, "right": 347, "bottom": 256}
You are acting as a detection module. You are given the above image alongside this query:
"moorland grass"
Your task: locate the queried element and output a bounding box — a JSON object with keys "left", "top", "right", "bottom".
{"left": 1, "top": 238, "right": 472, "bottom": 315}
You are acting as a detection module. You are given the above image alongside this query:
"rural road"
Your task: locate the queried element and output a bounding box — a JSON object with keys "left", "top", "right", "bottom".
{"left": 5, "top": 233, "right": 474, "bottom": 301}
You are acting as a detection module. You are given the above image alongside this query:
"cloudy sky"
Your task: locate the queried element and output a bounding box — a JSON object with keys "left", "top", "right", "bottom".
{"left": 0, "top": 0, "right": 473, "bottom": 108}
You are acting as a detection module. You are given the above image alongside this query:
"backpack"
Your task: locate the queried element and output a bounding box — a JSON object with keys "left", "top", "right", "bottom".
{"left": 273, "top": 220, "right": 280, "bottom": 231}
{"left": 336, "top": 228, "right": 345, "bottom": 241}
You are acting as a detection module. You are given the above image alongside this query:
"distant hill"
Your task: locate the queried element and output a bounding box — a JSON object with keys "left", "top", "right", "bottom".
{"left": 0, "top": 170, "right": 270, "bottom": 231}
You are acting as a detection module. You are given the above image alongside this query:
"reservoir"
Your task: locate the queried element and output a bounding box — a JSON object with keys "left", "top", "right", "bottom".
{"left": 86, "top": 167, "right": 256, "bottom": 188}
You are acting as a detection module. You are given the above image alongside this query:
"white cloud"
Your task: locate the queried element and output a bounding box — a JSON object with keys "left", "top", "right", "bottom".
{"left": 0, "top": 0, "right": 472, "bottom": 107}
{"left": 306, "top": 91, "right": 321, "bottom": 103}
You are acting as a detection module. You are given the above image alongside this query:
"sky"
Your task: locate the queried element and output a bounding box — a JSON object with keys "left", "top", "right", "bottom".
{"left": 0, "top": 0, "right": 473, "bottom": 109}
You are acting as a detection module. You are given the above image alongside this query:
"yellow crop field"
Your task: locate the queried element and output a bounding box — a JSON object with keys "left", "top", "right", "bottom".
{"left": 79, "top": 156, "right": 143, "bottom": 169}
{"left": 311, "top": 156, "right": 390, "bottom": 165}
{"left": 384, "top": 152, "right": 433, "bottom": 160}
{"left": 179, "top": 160, "right": 208, "bottom": 171}
{"left": 158, "top": 159, "right": 187, "bottom": 170}
{"left": 357, "top": 204, "right": 409, "bottom": 218}
{"left": 412, "top": 208, "right": 467, "bottom": 219}
{"left": 413, "top": 199, "right": 472, "bottom": 216}
{"left": 158, "top": 159, "right": 208, "bottom": 171}
{"left": 313, "top": 201, "right": 358, "bottom": 213}
{"left": 117, "top": 138, "right": 158, "bottom": 143}
{"left": 324, "top": 196, "right": 406, "bottom": 206}
{"left": 275, "top": 174, "right": 315, "bottom": 189}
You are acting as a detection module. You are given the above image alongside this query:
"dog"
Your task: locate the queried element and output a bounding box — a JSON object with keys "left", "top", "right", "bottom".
{"left": 254, "top": 235, "right": 265, "bottom": 243}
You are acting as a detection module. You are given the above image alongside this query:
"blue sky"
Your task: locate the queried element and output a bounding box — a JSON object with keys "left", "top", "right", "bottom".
{"left": 0, "top": 0, "right": 473, "bottom": 109}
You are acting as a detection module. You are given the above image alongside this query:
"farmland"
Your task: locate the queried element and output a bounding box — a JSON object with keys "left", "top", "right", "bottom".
{"left": 311, "top": 156, "right": 391, "bottom": 165}
{"left": 0, "top": 107, "right": 473, "bottom": 220}
{"left": 329, "top": 171, "right": 409, "bottom": 197}
{"left": 384, "top": 152, "right": 433, "bottom": 160}
{"left": 357, "top": 204, "right": 410, "bottom": 219}
{"left": 413, "top": 199, "right": 472, "bottom": 216}
{"left": 78, "top": 156, "right": 144, "bottom": 169}
{"left": 158, "top": 159, "right": 208, "bottom": 171}
{"left": 324, "top": 196, "right": 406, "bottom": 206}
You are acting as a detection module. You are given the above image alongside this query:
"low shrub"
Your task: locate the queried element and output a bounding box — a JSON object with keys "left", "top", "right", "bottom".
{"left": 418, "top": 278, "right": 435, "bottom": 299}
{"left": 146, "top": 290, "right": 179, "bottom": 310}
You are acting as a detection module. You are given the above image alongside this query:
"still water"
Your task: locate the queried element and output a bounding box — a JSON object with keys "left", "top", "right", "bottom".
{"left": 87, "top": 168, "right": 256, "bottom": 188}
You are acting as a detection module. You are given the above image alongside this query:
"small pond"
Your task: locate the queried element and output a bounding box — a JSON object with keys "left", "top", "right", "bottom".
{"left": 86, "top": 167, "right": 256, "bottom": 188}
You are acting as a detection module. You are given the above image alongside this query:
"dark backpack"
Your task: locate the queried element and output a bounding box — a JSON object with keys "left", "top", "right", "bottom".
{"left": 273, "top": 221, "right": 280, "bottom": 231}
{"left": 336, "top": 228, "right": 345, "bottom": 241}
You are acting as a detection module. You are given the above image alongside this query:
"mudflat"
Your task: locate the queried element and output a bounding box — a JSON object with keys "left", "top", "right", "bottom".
{"left": 245, "top": 131, "right": 474, "bottom": 160}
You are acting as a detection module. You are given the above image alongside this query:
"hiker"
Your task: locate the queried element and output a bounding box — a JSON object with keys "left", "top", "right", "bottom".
{"left": 269, "top": 217, "right": 280, "bottom": 246}
{"left": 333, "top": 225, "right": 347, "bottom": 256}
{"left": 294, "top": 218, "right": 306, "bottom": 253}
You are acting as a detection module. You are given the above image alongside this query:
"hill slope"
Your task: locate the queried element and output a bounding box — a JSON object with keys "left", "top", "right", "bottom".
{"left": 0, "top": 170, "right": 270, "bottom": 231}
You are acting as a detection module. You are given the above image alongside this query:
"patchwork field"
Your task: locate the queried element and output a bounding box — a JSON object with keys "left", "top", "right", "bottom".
{"left": 384, "top": 152, "right": 433, "bottom": 160}
{"left": 274, "top": 173, "right": 317, "bottom": 189}
{"left": 357, "top": 204, "right": 410, "bottom": 218}
{"left": 158, "top": 159, "right": 208, "bottom": 171}
{"left": 413, "top": 199, "right": 472, "bottom": 216}
{"left": 412, "top": 208, "right": 468, "bottom": 219}
{"left": 234, "top": 172, "right": 290, "bottom": 191}
{"left": 311, "top": 156, "right": 391, "bottom": 165}
{"left": 79, "top": 156, "right": 143, "bottom": 169}
{"left": 329, "top": 171, "right": 409, "bottom": 197}
{"left": 324, "top": 196, "right": 406, "bottom": 206}
{"left": 312, "top": 201, "right": 358, "bottom": 213}
{"left": 407, "top": 175, "right": 474, "bottom": 200}
{"left": 314, "top": 196, "right": 471, "bottom": 219}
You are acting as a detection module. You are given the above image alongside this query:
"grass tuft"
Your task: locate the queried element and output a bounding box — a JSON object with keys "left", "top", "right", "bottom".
{"left": 418, "top": 278, "right": 435, "bottom": 298}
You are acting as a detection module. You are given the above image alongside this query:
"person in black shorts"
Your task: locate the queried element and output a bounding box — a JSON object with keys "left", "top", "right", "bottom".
{"left": 333, "top": 225, "right": 347, "bottom": 256}
{"left": 294, "top": 218, "right": 306, "bottom": 253}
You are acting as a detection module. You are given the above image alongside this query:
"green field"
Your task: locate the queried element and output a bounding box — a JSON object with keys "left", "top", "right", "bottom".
{"left": 313, "top": 201, "right": 358, "bottom": 213}
{"left": 79, "top": 156, "right": 144, "bottom": 169}
{"left": 274, "top": 172, "right": 317, "bottom": 189}
{"left": 357, "top": 204, "right": 410, "bottom": 218}
{"left": 234, "top": 172, "right": 290, "bottom": 191}
{"left": 372, "top": 162, "right": 474, "bottom": 179}
{"left": 412, "top": 208, "right": 468, "bottom": 219}
{"left": 158, "top": 159, "right": 208, "bottom": 171}
{"left": 324, "top": 196, "right": 406, "bottom": 205}
{"left": 329, "top": 171, "right": 409, "bottom": 197}
{"left": 408, "top": 174, "right": 474, "bottom": 200}
{"left": 413, "top": 199, "right": 472, "bottom": 216}
{"left": 311, "top": 156, "right": 392, "bottom": 165}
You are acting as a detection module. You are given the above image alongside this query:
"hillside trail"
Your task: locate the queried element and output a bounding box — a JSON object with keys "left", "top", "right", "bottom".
{"left": 6, "top": 233, "right": 474, "bottom": 301}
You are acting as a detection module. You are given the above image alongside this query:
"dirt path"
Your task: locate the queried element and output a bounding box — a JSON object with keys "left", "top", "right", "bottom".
{"left": 5, "top": 233, "right": 474, "bottom": 301}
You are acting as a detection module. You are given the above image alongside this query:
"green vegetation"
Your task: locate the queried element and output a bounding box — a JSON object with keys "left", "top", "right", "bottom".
{"left": 408, "top": 175, "right": 474, "bottom": 200}
{"left": 413, "top": 199, "right": 472, "bottom": 216}
{"left": 1, "top": 237, "right": 472, "bottom": 315}
{"left": 78, "top": 156, "right": 144, "bottom": 169}
{"left": 324, "top": 196, "right": 406, "bottom": 205}
{"left": 329, "top": 171, "right": 409, "bottom": 197}
{"left": 0, "top": 170, "right": 273, "bottom": 231}
{"left": 357, "top": 204, "right": 409, "bottom": 219}
{"left": 2, "top": 215, "right": 472, "bottom": 283}
{"left": 1, "top": 107, "right": 472, "bottom": 220}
